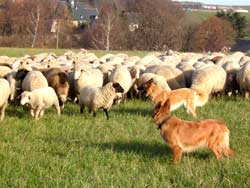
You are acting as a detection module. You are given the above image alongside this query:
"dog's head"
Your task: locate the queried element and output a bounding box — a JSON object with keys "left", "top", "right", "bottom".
{"left": 153, "top": 99, "right": 171, "bottom": 125}
{"left": 137, "top": 78, "right": 154, "bottom": 97}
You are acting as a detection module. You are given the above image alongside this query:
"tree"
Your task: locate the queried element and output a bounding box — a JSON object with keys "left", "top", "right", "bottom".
{"left": 0, "top": 0, "right": 73, "bottom": 48}
{"left": 88, "top": 0, "right": 129, "bottom": 51}
{"left": 127, "top": 0, "right": 185, "bottom": 51}
{"left": 216, "top": 11, "right": 247, "bottom": 38}
{"left": 192, "top": 16, "right": 236, "bottom": 52}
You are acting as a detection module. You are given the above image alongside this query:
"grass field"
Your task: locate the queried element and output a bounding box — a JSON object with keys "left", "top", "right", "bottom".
{"left": 0, "top": 97, "right": 250, "bottom": 187}
{"left": 0, "top": 48, "right": 250, "bottom": 187}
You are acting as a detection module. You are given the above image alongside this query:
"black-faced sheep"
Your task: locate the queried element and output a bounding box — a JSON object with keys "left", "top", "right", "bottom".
{"left": 79, "top": 82, "right": 124, "bottom": 120}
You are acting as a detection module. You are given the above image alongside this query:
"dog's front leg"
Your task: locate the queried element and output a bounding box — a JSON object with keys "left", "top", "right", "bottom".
{"left": 172, "top": 145, "right": 183, "bottom": 164}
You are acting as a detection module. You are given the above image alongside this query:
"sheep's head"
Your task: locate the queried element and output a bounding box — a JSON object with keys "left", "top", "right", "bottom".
{"left": 20, "top": 91, "right": 31, "bottom": 105}
{"left": 15, "top": 69, "right": 29, "bottom": 80}
{"left": 112, "top": 83, "right": 124, "bottom": 93}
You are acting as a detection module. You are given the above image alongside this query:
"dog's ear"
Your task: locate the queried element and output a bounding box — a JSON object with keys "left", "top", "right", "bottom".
{"left": 162, "top": 99, "right": 171, "bottom": 111}
{"left": 148, "top": 78, "right": 154, "bottom": 84}
{"left": 154, "top": 102, "right": 162, "bottom": 113}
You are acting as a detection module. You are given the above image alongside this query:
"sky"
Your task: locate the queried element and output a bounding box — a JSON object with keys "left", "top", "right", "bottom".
{"left": 176, "top": 0, "right": 250, "bottom": 6}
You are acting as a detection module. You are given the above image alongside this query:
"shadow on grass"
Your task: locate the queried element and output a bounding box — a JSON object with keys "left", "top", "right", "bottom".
{"left": 92, "top": 140, "right": 172, "bottom": 158}
{"left": 93, "top": 140, "right": 212, "bottom": 161}
{"left": 6, "top": 104, "right": 29, "bottom": 119}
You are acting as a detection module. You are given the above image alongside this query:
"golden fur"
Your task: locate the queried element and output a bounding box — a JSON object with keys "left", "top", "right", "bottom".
{"left": 153, "top": 99, "right": 234, "bottom": 164}
{"left": 143, "top": 79, "right": 199, "bottom": 117}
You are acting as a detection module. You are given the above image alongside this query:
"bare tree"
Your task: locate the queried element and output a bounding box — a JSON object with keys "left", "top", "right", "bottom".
{"left": 30, "top": 5, "right": 40, "bottom": 48}
{"left": 91, "top": 2, "right": 116, "bottom": 51}
{"left": 128, "top": 0, "right": 185, "bottom": 51}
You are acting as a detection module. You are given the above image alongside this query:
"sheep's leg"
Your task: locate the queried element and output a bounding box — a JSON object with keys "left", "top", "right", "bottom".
{"left": 0, "top": 102, "right": 7, "bottom": 121}
{"left": 244, "top": 91, "right": 249, "bottom": 99}
{"left": 39, "top": 109, "right": 44, "bottom": 118}
{"left": 103, "top": 109, "right": 109, "bottom": 120}
{"left": 35, "top": 106, "right": 43, "bottom": 120}
{"left": 54, "top": 104, "right": 61, "bottom": 116}
{"left": 30, "top": 109, "right": 35, "bottom": 117}
{"left": 93, "top": 111, "right": 97, "bottom": 118}
{"left": 80, "top": 104, "right": 85, "bottom": 114}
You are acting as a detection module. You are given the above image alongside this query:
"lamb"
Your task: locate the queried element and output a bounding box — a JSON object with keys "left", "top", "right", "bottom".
{"left": 20, "top": 87, "right": 60, "bottom": 119}
{"left": 79, "top": 82, "right": 124, "bottom": 120}
{"left": 0, "top": 78, "right": 11, "bottom": 121}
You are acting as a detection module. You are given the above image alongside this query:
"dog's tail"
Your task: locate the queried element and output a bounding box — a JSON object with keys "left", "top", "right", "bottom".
{"left": 220, "top": 129, "right": 234, "bottom": 157}
{"left": 194, "top": 89, "right": 209, "bottom": 107}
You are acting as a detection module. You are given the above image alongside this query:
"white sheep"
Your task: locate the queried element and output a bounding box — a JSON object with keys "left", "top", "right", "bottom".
{"left": 176, "top": 62, "right": 194, "bottom": 88}
{"left": 108, "top": 64, "right": 134, "bottom": 95}
{"left": 20, "top": 87, "right": 60, "bottom": 119}
{"left": 74, "top": 66, "right": 103, "bottom": 96}
{"left": 135, "top": 73, "right": 171, "bottom": 91}
{"left": 0, "top": 78, "right": 11, "bottom": 121}
{"left": 79, "top": 82, "right": 124, "bottom": 119}
{"left": 236, "top": 62, "right": 250, "bottom": 98}
{"left": 191, "top": 65, "right": 226, "bottom": 106}
{"left": 22, "top": 70, "right": 48, "bottom": 91}
{"left": 144, "top": 65, "right": 184, "bottom": 89}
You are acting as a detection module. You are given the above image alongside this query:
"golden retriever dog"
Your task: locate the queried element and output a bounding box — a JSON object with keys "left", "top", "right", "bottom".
{"left": 140, "top": 79, "right": 201, "bottom": 117}
{"left": 153, "top": 99, "right": 234, "bottom": 164}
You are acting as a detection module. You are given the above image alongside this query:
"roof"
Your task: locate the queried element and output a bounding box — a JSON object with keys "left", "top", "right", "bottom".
{"left": 72, "top": 7, "right": 99, "bottom": 22}
{"left": 231, "top": 39, "right": 250, "bottom": 52}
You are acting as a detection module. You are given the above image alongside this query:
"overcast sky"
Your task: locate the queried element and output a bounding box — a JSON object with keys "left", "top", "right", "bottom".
{"left": 176, "top": 0, "right": 250, "bottom": 6}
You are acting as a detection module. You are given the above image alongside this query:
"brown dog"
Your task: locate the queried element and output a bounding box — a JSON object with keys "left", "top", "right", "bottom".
{"left": 140, "top": 79, "right": 203, "bottom": 117}
{"left": 153, "top": 99, "right": 234, "bottom": 163}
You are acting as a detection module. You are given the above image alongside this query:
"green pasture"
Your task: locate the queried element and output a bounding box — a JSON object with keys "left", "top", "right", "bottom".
{"left": 0, "top": 48, "right": 249, "bottom": 187}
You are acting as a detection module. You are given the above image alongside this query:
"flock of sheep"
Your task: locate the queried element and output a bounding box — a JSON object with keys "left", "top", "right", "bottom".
{"left": 0, "top": 49, "right": 250, "bottom": 120}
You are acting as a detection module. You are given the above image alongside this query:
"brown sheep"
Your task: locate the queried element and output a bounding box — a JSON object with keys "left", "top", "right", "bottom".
{"left": 40, "top": 68, "right": 70, "bottom": 108}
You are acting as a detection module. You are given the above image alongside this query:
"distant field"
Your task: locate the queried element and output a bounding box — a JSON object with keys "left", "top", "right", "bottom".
{"left": 0, "top": 48, "right": 149, "bottom": 58}
{"left": 0, "top": 49, "right": 249, "bottom": 187}
{"left": 186, "top": 11, "right": 250, "bottom": 25}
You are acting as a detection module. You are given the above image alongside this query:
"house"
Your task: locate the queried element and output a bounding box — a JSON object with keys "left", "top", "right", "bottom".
{"left": 61, "top": 0, "right": 98, "bottom": 27}
{"left": 72, "top": 6, "right": 99, "bottom": 27}
{"left": 231, "top": 39, "right": 250, "bottom": 53}
{"left": 234, "top": 8, "right": 249, "bottom": 13}
{"left": 126, "top": 12, "right": 140, "bottom": 32}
